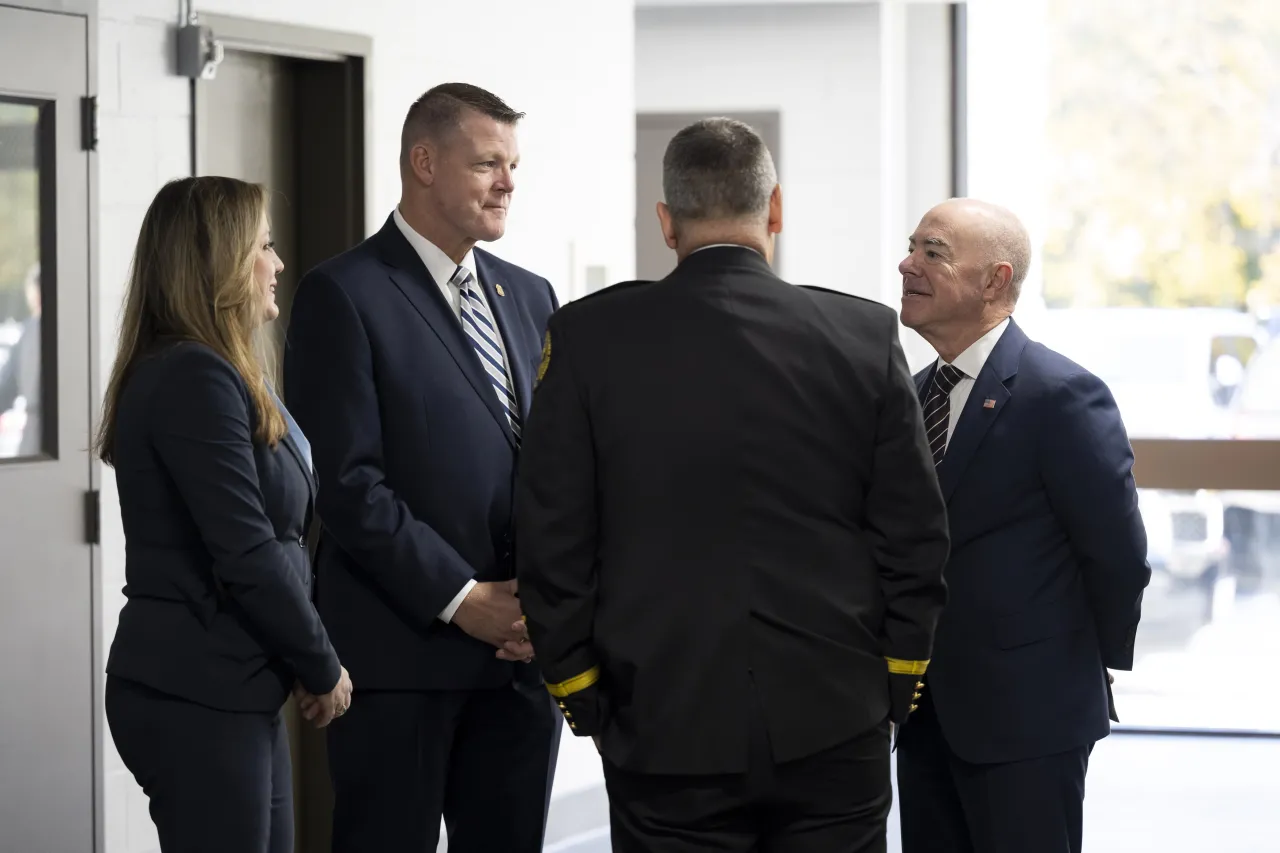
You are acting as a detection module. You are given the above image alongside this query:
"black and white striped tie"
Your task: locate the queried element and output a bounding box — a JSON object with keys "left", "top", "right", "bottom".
{"left": 453, "top": 266, "right": 522, "bottom": 445}
{"left": 923, "top": 364, "right": 965, "bottom": 466}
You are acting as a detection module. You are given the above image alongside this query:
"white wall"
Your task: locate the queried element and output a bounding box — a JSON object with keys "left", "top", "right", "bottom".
{"left": 965, "top": 0, "right": 1049, "bottom": 315}
{"left": 635, "top": 1, "right": 951, "bottom": 368}
{"left": 637, "top": 3, "right": 883, "bottom": 295}
{"left": 95, "top": 2, "right": 635, "bottom": 850}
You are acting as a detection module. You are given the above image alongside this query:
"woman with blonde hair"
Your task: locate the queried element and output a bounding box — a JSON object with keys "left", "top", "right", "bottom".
{"left": 99, "top": 176, "right": 352, "bottom": 852}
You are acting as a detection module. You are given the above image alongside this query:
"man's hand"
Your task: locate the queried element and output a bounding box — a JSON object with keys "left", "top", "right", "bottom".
{"left": 294, "top": 666, "right": 353, "bottom": 728}
{"left": 495, "top": 619, "right": 535, "bottom": 663}
{"left": 452, "top": 580, "right": 529, "bottom": 651}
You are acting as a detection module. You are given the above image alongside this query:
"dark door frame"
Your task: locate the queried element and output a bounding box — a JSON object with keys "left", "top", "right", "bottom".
{"left": 190, "top": 17, "right": 371, "bottom": 848}
{"left": 195, "top": 13, "right": 370, "bottom": 273}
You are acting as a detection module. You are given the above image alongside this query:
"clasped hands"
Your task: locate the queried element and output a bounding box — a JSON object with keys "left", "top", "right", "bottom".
{"left": 293, "top": 666, "right": 353, "bottom": 728}
{"left": 452, "top": 579, "right": 536, "bottom": 663}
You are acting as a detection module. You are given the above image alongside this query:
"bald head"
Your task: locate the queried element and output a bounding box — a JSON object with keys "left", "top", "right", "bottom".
{"left": 900, "top": 198, "right": 1032, "bottom": 362}
{"left": 929, "top": 198, "right": 1031, "bottom": 303}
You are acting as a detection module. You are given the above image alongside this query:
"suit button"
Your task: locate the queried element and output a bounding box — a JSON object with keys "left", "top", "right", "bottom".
{"left": 298, "top": 535, "right": 306, "bottom": 548}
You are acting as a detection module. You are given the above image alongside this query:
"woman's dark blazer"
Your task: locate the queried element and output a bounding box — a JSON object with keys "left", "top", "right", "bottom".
{"left": 105, "top": 340, "right": 340, "bottom": 711}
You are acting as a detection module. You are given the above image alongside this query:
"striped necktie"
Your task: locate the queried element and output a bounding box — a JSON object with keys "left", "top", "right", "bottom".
{"left": 923, "top": 364, "right": 965, "bottom": 465}
{"left": 452, "top": 266, "right": 522, "bottom": 445}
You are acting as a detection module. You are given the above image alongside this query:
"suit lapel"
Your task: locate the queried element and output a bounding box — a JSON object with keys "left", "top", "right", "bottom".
{"left": 375, "top": 220, "right": 513, "bottom": 443}
{"left": 936, "top": 320, "right": 1028, "bottom": 502}
{"left": 914, "top": 364, "right": 934, "bottom": 406}
{"left": 475, "top": 250, "right": 534, "bottom": 418}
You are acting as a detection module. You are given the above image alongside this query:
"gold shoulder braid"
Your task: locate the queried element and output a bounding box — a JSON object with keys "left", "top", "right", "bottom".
{"left": 535, "top": 329, "right": 552, "bottom": 386}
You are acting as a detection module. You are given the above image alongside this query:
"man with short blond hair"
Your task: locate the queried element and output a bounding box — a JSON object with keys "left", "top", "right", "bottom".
{"left": 285, "top": 83, "right": 560, "bottom": 853}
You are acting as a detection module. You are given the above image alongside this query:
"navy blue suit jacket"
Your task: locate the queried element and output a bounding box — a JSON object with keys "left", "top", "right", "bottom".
{"left": 283, "top": 216, "right": 559, "bottom": 691}
{"left": 107, "top": 341, "right": 341, "bottom": 712}
{"left": 916, "top": 318, "right": 1151, "bottom": 764}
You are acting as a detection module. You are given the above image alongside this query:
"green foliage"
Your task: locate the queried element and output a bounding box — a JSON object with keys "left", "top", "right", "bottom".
{"left": 0, "top": 103, "right": 39, "bottom": 321}
{"left": 1045, "top": 0, "right": 1280, "bottom": 310}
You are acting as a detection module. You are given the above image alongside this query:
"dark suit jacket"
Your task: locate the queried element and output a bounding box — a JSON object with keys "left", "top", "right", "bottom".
{"left": 283, "top": 216, "right": 558, "bottom": 690}
{"left": 915, "top": 318, "right": 1151, "bottom": 764}
{"left": 105, "top": 341, "right": 341, "bottom": 712}
{"left": 515, "top": 246, "right": 950, "bottom": 776}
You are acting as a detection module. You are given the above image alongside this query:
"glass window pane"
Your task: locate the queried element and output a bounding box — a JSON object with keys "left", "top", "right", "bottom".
{"left": 969, "top": 0, "right": 1280, "bottom": 440}
{"left": 0, "top": 100, "right": 45, "bottom": 459}
{"left": 968, "top": 0, "right": 1280, "bottom": 734}
{"left": 1116, "top": 488, "right": 1280, "bottom": 731}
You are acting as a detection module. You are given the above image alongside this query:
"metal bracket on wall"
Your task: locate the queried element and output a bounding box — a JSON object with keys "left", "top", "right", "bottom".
{"left": 176, "top": 20, "right": 224, "bottom": 80}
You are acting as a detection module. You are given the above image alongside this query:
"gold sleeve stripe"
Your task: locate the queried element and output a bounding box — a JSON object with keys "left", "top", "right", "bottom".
{"left": 885, "top": 658, "right": 930, "bottom": 676}
{"left": 545, "top": 665, "right": 600, "bottom": 698}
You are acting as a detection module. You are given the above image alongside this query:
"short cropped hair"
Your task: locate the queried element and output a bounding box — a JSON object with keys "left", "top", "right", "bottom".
{"left": 662, "top": 117, "right": 777, "bottom": 224}
{"left": 400, "top": 83, "right": 524, "bottom": 169}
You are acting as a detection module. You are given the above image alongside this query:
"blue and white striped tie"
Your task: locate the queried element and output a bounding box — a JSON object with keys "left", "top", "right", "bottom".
{"left": 453, "top": 266, "right": 522, "bottom": 444}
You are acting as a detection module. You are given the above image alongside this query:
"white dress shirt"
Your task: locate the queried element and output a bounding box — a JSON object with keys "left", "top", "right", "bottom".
{"left": 691, "top": 242, "right": 763, "bottom": 256}
{"left": 935, "top": 317, "right": 1010, "bottom": 449}
{"left": 394, "top": 207, "right": 523, "bottom": 623}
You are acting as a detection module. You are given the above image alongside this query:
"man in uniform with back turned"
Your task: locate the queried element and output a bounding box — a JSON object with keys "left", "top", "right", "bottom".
{"left": 514, "top": 117, "right": 951, "bottom": 852}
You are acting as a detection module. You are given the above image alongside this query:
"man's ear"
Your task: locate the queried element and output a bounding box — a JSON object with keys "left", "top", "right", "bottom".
{"left": 767, "top": 183, "right": 783, "bottom": 236}
{"left": 406, "top": 139, "right": 438, "bottom": 187}
{"left": 984, "top": 262, "right": 1014, "bottom": 304}
{"left": 657, "top": 202, "right": 679, "bottom": 251}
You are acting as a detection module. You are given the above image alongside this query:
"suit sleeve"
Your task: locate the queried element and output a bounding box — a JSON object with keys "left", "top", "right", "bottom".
{"left": 865, "top": 321, "right": 951, "bottom": 721}
{"left": 1041, "top": 371, "right": 1151, "bottom": 670}
{"left": 284, "top": 270, "right": 475, "bottom": 629}
{"left": 515, "top": 312, "right": 604, "bottom": 736}
{"left": 545, "top": 276, "right": 561, "bottom": 312}
{"left": 151, "top": 348, "right": 341, "bottom": 696}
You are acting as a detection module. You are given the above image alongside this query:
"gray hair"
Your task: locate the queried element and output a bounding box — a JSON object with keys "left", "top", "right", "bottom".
{"left": 989, "top": 215, "right": 1032, "bottom": 302}
{"left": 971, "top": 201, "right": 1032, "bottom": 302}
{"left": 662, "top": 118, "right": 777, "bottom": 225}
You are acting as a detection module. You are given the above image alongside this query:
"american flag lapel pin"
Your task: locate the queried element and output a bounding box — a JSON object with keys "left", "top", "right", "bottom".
{"left": 983, "top": 398, "right": 996, "bottom": 409}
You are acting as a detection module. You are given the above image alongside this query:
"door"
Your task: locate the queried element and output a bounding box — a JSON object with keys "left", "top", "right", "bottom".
{"left": 0, "top": 6, "right": 95, "bottom": 852}
{"left": 635, "top": 111, "right": 782, "bottom": 281}
{"left": 195, "top": 38, "right": 365, "bottom": 853}
{"left": 197, "top": 49, "right": 299, "bottom": 362}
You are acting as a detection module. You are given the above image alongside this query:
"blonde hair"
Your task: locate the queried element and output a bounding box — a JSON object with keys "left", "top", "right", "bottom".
{"left": 97, "top": 176, "right": 285, "bottom": 465}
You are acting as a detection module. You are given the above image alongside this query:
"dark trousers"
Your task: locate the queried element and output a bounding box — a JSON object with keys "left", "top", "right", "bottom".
{"left": 105, "top": 676, "right": 293, "bottom": 853}
{"left": 327, "top": 682, "right": 561, "bottom": 852}
{"left": 896, "top": 690, "right": 1092, "bottom": 853}
{"left": 604, "top": 693, "right": 892, "bottom": 852}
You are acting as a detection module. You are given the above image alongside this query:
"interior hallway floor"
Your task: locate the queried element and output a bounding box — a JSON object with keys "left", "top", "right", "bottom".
{"left": 532, "top": 732, "right": 1280, "bottom": 853}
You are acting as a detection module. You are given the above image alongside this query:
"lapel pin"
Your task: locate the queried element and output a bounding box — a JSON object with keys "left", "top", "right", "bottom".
{"left": 495, "top": 284, "right": 505, "bottom": 297}
{"left": 983, "top": 398, "right": 997, "bottom": 409}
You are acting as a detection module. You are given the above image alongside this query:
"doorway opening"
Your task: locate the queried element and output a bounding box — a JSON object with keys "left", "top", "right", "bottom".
{"left": 192, "top": 15, "right": 370, "bottom": 852}
{"left": 635, "top": 111, "right": 781, "bottom": 281}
